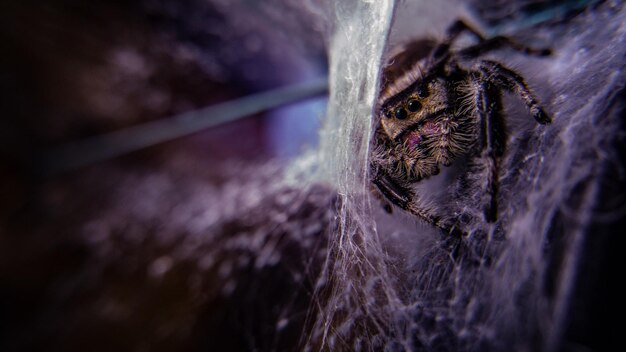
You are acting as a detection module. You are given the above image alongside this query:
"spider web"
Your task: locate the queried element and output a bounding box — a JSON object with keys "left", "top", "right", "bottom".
{"left": 300, "top": 0, "right": 626, "bottom": 350}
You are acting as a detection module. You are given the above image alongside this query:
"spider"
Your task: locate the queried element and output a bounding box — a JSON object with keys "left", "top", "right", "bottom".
{"left": 370, "top": 19, "right": 552, "bottom": 235}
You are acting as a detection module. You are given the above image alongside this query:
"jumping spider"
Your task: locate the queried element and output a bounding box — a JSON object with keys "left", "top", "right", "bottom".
{"left": 371, "top": 19, "right": 552, "bottom": 235}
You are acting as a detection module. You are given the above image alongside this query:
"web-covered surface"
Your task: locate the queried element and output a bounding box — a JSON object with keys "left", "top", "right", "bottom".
{"left": 308, "top": 0, "right": 625, "bottom": 350}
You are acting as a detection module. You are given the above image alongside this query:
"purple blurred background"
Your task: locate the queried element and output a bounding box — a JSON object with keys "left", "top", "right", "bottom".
{"left": 0, "top": 1, "right": 329, "bottom": 350}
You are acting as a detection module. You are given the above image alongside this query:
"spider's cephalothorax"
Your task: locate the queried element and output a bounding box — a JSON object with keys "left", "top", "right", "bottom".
{"left": 371, "top": 20, "right": 552, "bottom": 234}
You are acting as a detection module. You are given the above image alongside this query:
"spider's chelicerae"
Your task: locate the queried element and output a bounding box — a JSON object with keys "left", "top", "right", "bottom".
{"left": 371, "top": 19, "right": 552, "bottom": 235}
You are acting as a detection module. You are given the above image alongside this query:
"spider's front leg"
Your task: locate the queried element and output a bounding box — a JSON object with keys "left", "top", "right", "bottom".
{"left": 480, "top": 60, "right": 552, "bottom": 124}
{"left": 371, "top": 169, "right": 465, "bottom": 236}
{"left": 474, "top": 60, "right": 552, "bottom": 222}
{"left": 475, "top": 80, "right": 507, "bottom": 223}
{"left": 433, "top": 19, "right": 487, "bottom": 58}
{"left": 459, "top": 35, "right": 552, "bottom": 59}
{"left": 434, "top": 18, "right": 551, "bottom": 60}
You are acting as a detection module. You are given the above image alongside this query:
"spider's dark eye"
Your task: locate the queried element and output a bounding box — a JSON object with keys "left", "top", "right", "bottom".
{"left": 384, "top": 109, "right": 392, "bottom": 118}
{"left": 407, "top": 99, "right": 421, "bottom": 112}
{"left": 394, "top": 107, "right": 407, "bottom": 120}
{"left": 417, "top": 85, "right": 429, "bottom": 98}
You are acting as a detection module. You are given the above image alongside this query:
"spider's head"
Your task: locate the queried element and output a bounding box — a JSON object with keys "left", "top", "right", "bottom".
{"left": 379, "top": 79, "right": 449, "bottom": 142}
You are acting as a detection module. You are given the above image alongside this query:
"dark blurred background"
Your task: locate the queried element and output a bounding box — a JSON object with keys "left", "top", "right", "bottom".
{"left": 0, "top": 0, "right": 329, "bottom": 350}
{"left": 0, "top": 0, "right": 328, "bottom": 168}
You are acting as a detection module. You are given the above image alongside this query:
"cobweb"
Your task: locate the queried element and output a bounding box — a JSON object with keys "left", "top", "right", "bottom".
{"left": 300, "top": 0, "right": 403, "bottom": 350}
{"left": 296, "top": 0, "right": 625, "bottom": 351}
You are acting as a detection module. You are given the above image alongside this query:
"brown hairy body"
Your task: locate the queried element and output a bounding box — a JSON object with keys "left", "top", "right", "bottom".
{"left": 370, "top": 20, "right": 552, "bottom": 234}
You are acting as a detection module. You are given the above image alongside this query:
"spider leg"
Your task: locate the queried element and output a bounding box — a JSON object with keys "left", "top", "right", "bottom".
{"left": 433, "top": 19, "right": 550, "bottom": 75}
{"left": 475, "top": 80, "right": 507, "bottom": 223}
{"left": 474, "top": 59, "right": 551, "bottom": 222}
{"left": 446, "top": 19, "right": 488, "bottom": 41}
{"left": 433, "top": 19, "right": 487, "bottom": 58}
{"left": 459, "top": 35, "right": 551, "bottom": 59}
{"left": 479, "top": 60, "right": 552, "bottom": 124}
{"left": 434, "top": 19, "right": 550, "bottom": 58}
{"left": 372, "top": 170, "right": 465, "bottom": 236}
{"left": 370, "top": 183, "right": 394, "bottom": 214}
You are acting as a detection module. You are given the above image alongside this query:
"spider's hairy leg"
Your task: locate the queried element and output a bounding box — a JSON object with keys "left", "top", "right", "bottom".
{"left": 479, "top": 60, "right": 552, "bottom": 124}
{"left": 433, "top": 19, "right": 487, "bottom": 58}
{"left": 370, "top": 183, "right": 394, "bottom": 214}
{"left": 372, "top": 170, "right": 465, "bottom": 236}
{"left": 478, "top": 83, "right": 507, "bottom": 157}
{"left": 459, "top": 35, "right": 552, "bottom": 59}
{"left": 475, "top": 81, "right": 508, "bottom": 223}
{"left": 446, "top": 19, "right": 487, "bottom": 41}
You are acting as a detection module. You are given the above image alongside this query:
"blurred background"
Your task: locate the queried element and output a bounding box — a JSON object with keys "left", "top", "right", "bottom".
{"left": 0, "top": 0, "right": 330, "bottom": 350}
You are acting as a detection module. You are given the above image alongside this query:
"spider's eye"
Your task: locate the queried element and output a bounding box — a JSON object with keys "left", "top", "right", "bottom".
{"left": 394, "top": 107, "right": 407, "bottom": 120}
{"left": 407, "top": 99, "right": 421, "bottom": 112}
{"left": 417, "top": 85, "right": 429, "bottom": 98}
{"left": 384, "top": 109, "right": 392, "bottom": 118}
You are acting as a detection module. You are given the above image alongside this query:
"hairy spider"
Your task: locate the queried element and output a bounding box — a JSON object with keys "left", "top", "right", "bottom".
{"left": 371, "top": 19, "right": 552, "bottom": 235}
